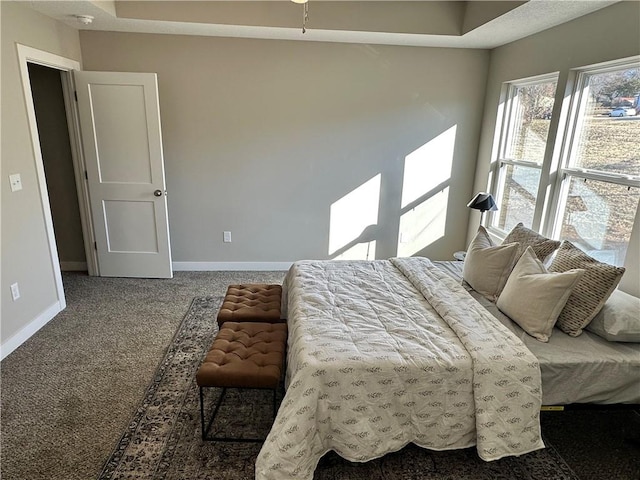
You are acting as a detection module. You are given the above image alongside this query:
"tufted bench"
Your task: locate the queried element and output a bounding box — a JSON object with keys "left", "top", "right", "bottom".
{"left": 216, "top": 284, "right": 284, "bottom": 328}
{"left": 196, "top": 321, "right": 288, "bottom": 441}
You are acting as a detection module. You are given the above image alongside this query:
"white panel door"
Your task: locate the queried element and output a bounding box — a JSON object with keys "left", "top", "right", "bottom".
{"left": 74, "top": 71, "right": 172, "bottom": 278}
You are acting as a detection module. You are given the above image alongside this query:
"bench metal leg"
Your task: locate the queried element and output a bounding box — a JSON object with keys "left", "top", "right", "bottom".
{"left": 273, "top": 388, "right": 277, "bottom": 419}
{"left": 200, "top": 386, "right": 227, "bottom": 440}
{"left": 199, "top": 386, "right": 278, "bottom": 442}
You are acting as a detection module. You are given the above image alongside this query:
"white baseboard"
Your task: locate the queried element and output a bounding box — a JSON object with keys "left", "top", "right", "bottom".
{"left": 172, "top": 261, "right": 293, "bottom": 272}
{"left": 1, "top": 301, "right": 63, "bottom": 361}
{"left": 60, "top": 261, "right": 88, "bottom": 271}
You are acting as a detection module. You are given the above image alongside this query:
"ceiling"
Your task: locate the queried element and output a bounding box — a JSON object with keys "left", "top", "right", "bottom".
{"left": 27, "top": 0, "right": 620, "bottom": 49}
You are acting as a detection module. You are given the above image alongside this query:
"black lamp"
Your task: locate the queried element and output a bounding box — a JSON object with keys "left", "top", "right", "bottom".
{"left": 467, "top": 192, "right": 498, "bottom": 225}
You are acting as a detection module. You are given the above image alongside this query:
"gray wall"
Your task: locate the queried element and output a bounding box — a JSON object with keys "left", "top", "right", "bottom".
{"left": 472, "top": 0, "right": 640, "bottom": 296}
{"left": 1, "top": 2, "right": 81, "bottom": 347}
{"left": 79, "top": 32, "right": 489, "bottom": 265}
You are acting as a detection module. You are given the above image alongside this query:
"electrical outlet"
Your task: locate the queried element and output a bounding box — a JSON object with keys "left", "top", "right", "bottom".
{"left": 10, "top": 283, "right": 20, "bottom": 301}
{"left": 223, "top": 231, "right": 232, "bottom": 243}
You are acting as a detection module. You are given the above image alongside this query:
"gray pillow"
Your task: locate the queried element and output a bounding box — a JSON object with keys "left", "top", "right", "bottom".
{"left": 503, "top": 223, "right": 560, "bottom": 262}
{"left": 548, "top": 241, "right": 626, "bottom": 336}
{"left": 463, "top": 226, "right": 519, "bottom": 301}
{"left": 586, "top": 289, "right": 640, "bottom": 342}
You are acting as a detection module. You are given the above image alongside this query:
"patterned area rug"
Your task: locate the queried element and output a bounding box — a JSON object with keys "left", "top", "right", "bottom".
{"left": 98, "top": 296, "right": 579, "bottom": 480}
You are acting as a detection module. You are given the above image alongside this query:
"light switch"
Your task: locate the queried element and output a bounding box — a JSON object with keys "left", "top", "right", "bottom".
{"left": 9, "top": 174, "right": 22, "bottom": 192}
{"left": 10, "top": 283, "right": 20, "bottom": 301}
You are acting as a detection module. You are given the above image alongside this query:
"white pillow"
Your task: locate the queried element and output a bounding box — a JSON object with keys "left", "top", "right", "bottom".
{"left": 462, "top": 226, "right": 519, "bottom": 301}
{"left": 497, "top": 247, "right": 585, "bottom": 342}
{"left": 586, "top": 289, "right": 640, "bottom": 342}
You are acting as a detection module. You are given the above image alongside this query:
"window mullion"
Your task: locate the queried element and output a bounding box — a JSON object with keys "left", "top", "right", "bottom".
{"left": 541, "top": 70, "right": 580, "bottom": 238}
{"left": 499, "top": 159, "right": 542, "bottom": 169}
{"left": 562, "top": 168, "right": 640, "bottom": 188}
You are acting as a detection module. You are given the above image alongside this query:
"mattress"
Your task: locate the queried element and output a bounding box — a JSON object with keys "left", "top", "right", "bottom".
{"left": 433, "top": 260, "right": 640, "bottom": 405}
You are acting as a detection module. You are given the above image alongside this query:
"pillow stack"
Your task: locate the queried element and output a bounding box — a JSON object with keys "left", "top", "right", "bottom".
{"left": 462, "top": 224, "right": 628, "bottom": 342}
{"left": 462, "top": 223, "right": 559, "bottom": 302}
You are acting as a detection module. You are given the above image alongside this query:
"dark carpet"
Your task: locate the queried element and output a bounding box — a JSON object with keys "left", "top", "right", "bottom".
{"left": 541, "top": 408, "right": 640, "bottom": 480}
{"left": 96, "top": 295, "right": 629, "bottom": 480}
{"left": 0, "top": 271, "right": 287, "bottom": 480}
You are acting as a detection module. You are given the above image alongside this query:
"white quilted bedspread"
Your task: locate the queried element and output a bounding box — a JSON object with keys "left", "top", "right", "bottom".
{"left": 255, "top": 257, "right": 544, "bottom": 479}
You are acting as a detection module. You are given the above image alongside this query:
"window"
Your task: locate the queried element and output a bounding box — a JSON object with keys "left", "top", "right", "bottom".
{"left": 492, "top": 75, "right": 558, "bottom": 232}
{"left": 554, "top": 61, "right": 640, "bottom": 265}
{"left": 487, "top": 58, "right": 640, "bottom": 267}
{"left": 556, "top": 178, "right": 639, "bottom": 265}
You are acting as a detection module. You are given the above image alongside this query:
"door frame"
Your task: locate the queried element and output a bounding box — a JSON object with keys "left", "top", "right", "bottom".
{"left": 17, "top": 44, "right": 99, "bottom": 301}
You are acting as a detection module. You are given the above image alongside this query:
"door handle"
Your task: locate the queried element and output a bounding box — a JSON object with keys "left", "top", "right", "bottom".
{"left": 154, "top": 189, "right": 163, "bottom": 197}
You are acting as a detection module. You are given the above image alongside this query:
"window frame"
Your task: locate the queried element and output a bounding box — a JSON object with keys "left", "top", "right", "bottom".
{"left": 547, "top": 57, "right": 640, "bottom": 245}
{"left": 485, "top": 56, "right": 640, "bottom": 267}
{"left": 488, "top": 72, "right": 560, "bottom": 236}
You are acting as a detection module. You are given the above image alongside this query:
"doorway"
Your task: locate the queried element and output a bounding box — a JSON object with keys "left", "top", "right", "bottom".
{"left": 16, "top": 44, "right": 97, "bottom": 319}
{"left": 18, "top": 44, "right": 173, "bottom": 284}
{"left": 27, "top": 63, "right": 87, "bottom": 272}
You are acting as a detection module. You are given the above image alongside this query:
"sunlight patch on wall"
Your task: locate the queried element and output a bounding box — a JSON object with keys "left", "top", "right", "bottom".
{"left": 329, "top": 174, "right": 381, "bottom": 257}
{"left": 397, "top": 187, "right": 449, "bottom": 257}
{"left": 401, "top": 126, "right": 457, "bottom": 208}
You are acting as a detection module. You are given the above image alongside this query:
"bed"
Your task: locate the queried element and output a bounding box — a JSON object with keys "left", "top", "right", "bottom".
{"left": 254, "top": 257, "right": 640, "bottom": 480}
{"left": 435, "top": 261, "right": 640, "bottom": 406}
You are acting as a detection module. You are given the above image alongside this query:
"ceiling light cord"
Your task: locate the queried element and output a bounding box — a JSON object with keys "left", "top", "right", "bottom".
{"left": 302, "top": 2, "right": 309, "bottom": 34}
{"left": 290, "top": 0, "right": 309, "bottom": 34}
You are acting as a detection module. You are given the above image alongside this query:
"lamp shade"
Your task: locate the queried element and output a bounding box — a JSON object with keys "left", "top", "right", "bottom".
{"left": 467, "top": 192, "right": 498, "bottom": 212}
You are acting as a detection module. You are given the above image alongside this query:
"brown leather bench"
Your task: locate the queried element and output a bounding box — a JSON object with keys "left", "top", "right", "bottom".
{"left": 216, "top": 284, "right": 284, "bottom": 328}
{"left": 196, "top": 321, "right": 288, "bottom": 441}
